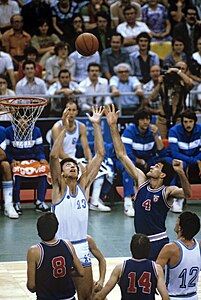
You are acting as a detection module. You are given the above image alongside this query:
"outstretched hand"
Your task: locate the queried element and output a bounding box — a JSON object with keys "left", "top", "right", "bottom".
{"left": 62, "top": 107, "right": 70, "bottom": 130}
{"left": 86, "top": 106, "right": 104, "bottom": 124}
{"left": 105, "top": 104, "right": 119, "bottom": 126}
{"left": 172, "top": 159, "right": 184, "bottom": 174}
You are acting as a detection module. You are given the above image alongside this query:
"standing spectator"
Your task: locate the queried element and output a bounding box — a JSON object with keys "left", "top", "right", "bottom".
{"left": 0, "top": 126, "right": 19, "bottom": 219}
{"left": 17, "top": 46, "right": 43, "bottom": 81}
{"left": 0, "top": 40, "right": 16, "bottom": 90}
{"left": 101, "top": 33, "right": 130, "bottom": 81}
{"left": 142, "top": 65, "right": 162, "bottom": 115}
{"left": 78, "top": 62, "right": 112, "bottom": 115}
{"left": 88, "top": 11, "right": 113, "bottom": 55}
{"left": 80, "top": 0, "right": 109, "bottom": 30}
{"left": 93, "top": 233, "right": 169, "bottom": 300}
{"left": 110, "top": 0, "right": 141, "bottom": 29}
{"left": 21, "top": 0, "right": 52, "bottom": 36}
{"left": 173, "top": 6, "right": 201, "bottom": 56}
{"left": 150, "top": 61, "right": 194, "bottom": 139}
{"left": 110, "top": 63, "right": 143, "bottom": 115}
{"left": 2, "top": 14, "right": 31, "bottom": 70}
{"left": 68, "top": 14, "right": 85, "bottom": 52}
{"left": 116, "top": 5, "right": 151, "bottom": 54}
{"left": 51, "top": 0, "right": 79, "bottom": 41}
{"left": 0, "top": 0, "right": 20, "bottom": 33}
{"left": 69, "top": 50, "right": 100, "bottom": 83}
{"left": 45, "top": 42, "right": 75, "bottom": 85}
{"left": 31, "top": 18, "right": 60, "bottom": 68}
{"left": 16, "top": 60, "right": 47, "bottom": 95}
{"left": 163, "top": 38, "right": 187, "bottom": 67}
{"left": 105, "top": 104, "right": 192, "bottom": 260}
{"left": 156, "top": 211, "right": 201, "bottom": 299}
{"left": 48, "top": 69, "right": 79, "bottom": 115}
{"left": 27, "top": 213, "right": 84, "bottom": 299}
{"left": 141, "top": 0, "right": 171, "bottom": 42}
{"left": 6, "top": 120, "right": 50, "bottom": 214}
{"left": 129, "top": 32, "right": 160, "bottom": 84}
{"left": 168, "top": 110, "right": 201, "bottom": 184}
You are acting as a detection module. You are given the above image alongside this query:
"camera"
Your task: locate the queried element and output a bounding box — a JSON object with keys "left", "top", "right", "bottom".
{"left": 163, "top": 72, "right": 181, "bottom": 89}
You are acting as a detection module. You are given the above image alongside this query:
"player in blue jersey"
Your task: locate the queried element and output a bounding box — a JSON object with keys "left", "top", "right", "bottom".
{"left": 105, "top": 104, "right": 192, "bottom": 260}
{"left": 50, "top": 106, "right": 105, "bottom": 300}
{"left": 26, "top": 212, "right": 84, "bottom": 300}
{"left": 93, "top": 233, "right": 169, "bottom": 300}
{"left": 156, "top": 211, "right": 201, "bottom": 300}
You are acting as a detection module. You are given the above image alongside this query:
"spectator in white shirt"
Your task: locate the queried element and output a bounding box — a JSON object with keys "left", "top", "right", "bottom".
{"left": 116, "top": 5, "right": 151, "bottom": 54}
{"left": 0, "top": 40, "right": 16, "bottom": 90}
{"left": 16, "top": 60, "right": 47, "bottom": 95}
{"left": 78, "top": 62, "right": 112, "bottom": 115}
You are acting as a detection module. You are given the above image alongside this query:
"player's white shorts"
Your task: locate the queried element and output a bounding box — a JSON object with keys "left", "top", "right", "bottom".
{"left": 169, "top": 293, "right": 198, "bottom": 300}
{"left": 71, "top": 239, "right": 91, "bottom": 267}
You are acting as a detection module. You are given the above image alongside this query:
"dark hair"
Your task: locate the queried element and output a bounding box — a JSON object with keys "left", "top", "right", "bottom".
{"left": 71, "top": 13, "right": 85, "bottom": 31}
{"left": 123, "top": 5, "right": 138, "bottom": 15}
{"left": 87, "top": 62, "right": 101, "bottom": 72}
{"left": 0, "top": 74, "right": 8, "bottom": 82}
{"left": 54, "top": 42, "right": 70, "bottom": 55}
{"left": 36, "top": 18, "right": 51, "bottom": 35}
{"left": 157, "top": 160, "right": 176, "bottom": 186}
{"left": 111, "top": 32, "right": 124, "bottom": 43}
{"left": 179, "top": 211, "right": 200, "bottom": 240}
{"left": 24, "top": 46, "right": 38, "bottom": 59}
{"left": 130, "top": 234, "right": 150, "bottom": 259}
{"left": 10, "top": 14, "right": 23, "bottom": 24}
{"left": 133, "top": 109, "right": 151, "bottom": 125}
{"left": 95, "top": 11, "right": 109, "bottom": 22}
{"left": 184, "top": 5, "right": 198, "bottom": 17}
{"left": 58, "top": 69, "right": 71, "bottom": 78}
{"left": 136, "top": 32, "right": 151, "bottom": 44}
{"left": 37, "top": 212, "right": 59, "bottom": 241}
{"left": 60, "top": 157, "right": 79, "bottom": 173}
{"left": 181, "top": 109, "right": 197, "bottom": 123}
{"left": 22, "top": 60, "right": 36, "bottom": 70}
{"left": 171, "top": 37, "right": 185, "bottom": 47}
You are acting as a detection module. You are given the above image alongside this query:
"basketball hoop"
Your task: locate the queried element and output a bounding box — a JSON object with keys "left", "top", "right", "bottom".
{"left": 0, "top": 97, "right": 48, "bottom": 142}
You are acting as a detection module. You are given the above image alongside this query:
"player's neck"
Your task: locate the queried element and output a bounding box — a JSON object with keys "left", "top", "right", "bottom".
{"left": 149, "top": 178, "right": 163, "bottom": 189}
{"left": 43, "top": 237, "right": 57, "bottom": 244}
{"left": 65, "top": 178, "right": 77, "bottom": 194}
{"left": 179, "top": 236, "right": 195, "bottom": 247}
{"left": 68, "top": 119, "right": 76, "bottom": 130}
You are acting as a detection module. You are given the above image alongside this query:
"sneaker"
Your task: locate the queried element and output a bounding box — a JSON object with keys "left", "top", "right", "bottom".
{"left": 35, "top": 202, "right": 50, "bottom": 212}
{"left": 14, "top": 203, "right": 22, "bottom": 215}
{"left": 170, "top": 199, "right": 184, "bottom": 213}
{"left": 4, "top": 205, "right": 19, "bottom": 219}
{"left": 124, "top": 205, "right": 135, "bottom": 217}
{"left": 89, "top": 202, "right": 111, "bottom": 212}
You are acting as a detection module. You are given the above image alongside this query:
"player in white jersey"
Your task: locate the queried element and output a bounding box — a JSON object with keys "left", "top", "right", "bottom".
{"left": 156, "top": 211, "right": 201, "bottom": 300}
{"left": 51, "top": 101, "right": 92, "bottom": 160}
{"left": 50, "top": 106, "right": 105, "bottom": 300}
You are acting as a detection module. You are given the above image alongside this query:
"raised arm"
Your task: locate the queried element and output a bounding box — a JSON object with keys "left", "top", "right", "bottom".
{"left": 82, "top": 106, "right": 105, "bottom": 188}
{"left": 79, "top": 122, "right": 92, "bottom": 162}
{"left": 105, "top": 104, "right": 146, "bottom": 187}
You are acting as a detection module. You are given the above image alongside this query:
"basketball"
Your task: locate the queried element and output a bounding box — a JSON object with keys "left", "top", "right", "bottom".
{"left": 75, "top": 33, "right": 99, "bottom": 56}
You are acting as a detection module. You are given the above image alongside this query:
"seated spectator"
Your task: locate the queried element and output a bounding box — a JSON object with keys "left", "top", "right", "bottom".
{"left": 78, "top": 62, "right": 112, "bottom": 115}
{"left": 0, "top": 126, "right": 19, "bottom": 219}
{"left": 1, "top": 14, "right": 31, "bottom": 70}
{"left": 129, "top": 32, "right": 160, "bottom": 84}
{"left": 5, "top": 121, "right": 50, "bottom": 214}
{"left": 110, "top": 63, "right": 143, "bottom": 115}
{"left": 163, "top": 37, "right": 187, "bottom": 67}
{"left": 80, "top": 0, "right": 109, "bottom": 30}
{"left": 0, "top": 40, "right": 16, "bottom": 90}
{"left": 192, "top": 36, "right": 201, "bottom": 65}
{"left": 142, "top": 65, "right": 161, "bottom": 115}
{"left": 114, "top": 109, "right": 166, "bottom": 217}
{"left": 110, "top": 0, "right": 141, "bottom": 29}
{"left": 150, "top": 61, "right": 194, "bottom": 139}
{"left": 48, "top": 69, "right": 79, "bottom": 116}
{"left": 0, "top": 75, "right": 15, "bottom": 120}
{"left": 21, "top": 0, "right": 52, "bottom": 36}
{"left": 141, "top": 0, "right": 171, "bottom": 42}
{"left": 68, "top": 14, "right": 86, "bottom": 52}
{"left": 88, "top": 11, "right": 113, "bottom": 55}
{"left": 51, "top": 0, "right": 79, "bottom": 41}
{"left": 18, "top": 46, "right": 43, "bottom": 81}
{"left": 0, "top": 0, "right": 20, "bottom": 33}
{"left": 195, "top": 78, "right": 201, "bottom": 111}
{"left": 45, "top": 41, "right": 75, "bottom": 85}
{"left": 31, "top": 19, "right": 60, "bottom": 68}
{"left": 69, "top": 50, "right": 100, "bottom": 83}
{"left": 116, "top": 5, "right": 151, "bottom": 54}
{"left": 16, "top": 60, "right": 47, "bottom": 95}
{"left": 101, "top": 33, "right": 130, "bottom": 81}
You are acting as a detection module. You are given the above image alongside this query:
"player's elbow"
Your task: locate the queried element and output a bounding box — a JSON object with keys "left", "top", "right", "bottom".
{"left": 27, "top": 282, "right": 36, "bottom": 293}
{"left": 185, "top": 189, "right": 192, "bottom": 199}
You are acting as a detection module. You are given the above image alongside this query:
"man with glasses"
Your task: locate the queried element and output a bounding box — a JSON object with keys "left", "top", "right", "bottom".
{"left": 116, "top": 5, "right": 151, "bottom": 54}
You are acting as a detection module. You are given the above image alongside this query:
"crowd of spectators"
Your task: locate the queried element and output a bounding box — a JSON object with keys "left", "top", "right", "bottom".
{"left": 0, "top": 0, "right": 201, "bottom": 219}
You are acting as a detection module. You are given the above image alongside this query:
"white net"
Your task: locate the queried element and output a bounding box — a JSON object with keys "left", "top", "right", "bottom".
{"left": 0, "top": 97, "right": 47, "bottom": 142}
